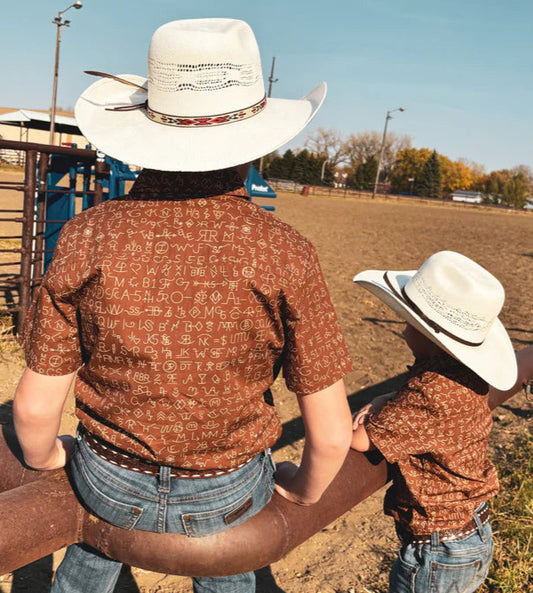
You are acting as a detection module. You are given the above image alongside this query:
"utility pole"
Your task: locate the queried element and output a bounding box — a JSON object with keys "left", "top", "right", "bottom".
{"left": 259, "top": 57, "right": 278, "bottom": 175}
{"left": 371, "top": 106, "right": 405, "bottom": 199}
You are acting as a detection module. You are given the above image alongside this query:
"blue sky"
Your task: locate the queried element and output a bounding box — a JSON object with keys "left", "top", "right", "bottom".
{"left": 2, "top": 0, "right": 531, "bottom": 172}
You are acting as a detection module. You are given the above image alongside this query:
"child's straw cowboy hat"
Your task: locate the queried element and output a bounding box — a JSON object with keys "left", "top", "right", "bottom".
{"left": 75, "top": 18, "right": 326, "bottom": 171}
{"left": 353, "top": 251, "right": 517, "bottom": 390}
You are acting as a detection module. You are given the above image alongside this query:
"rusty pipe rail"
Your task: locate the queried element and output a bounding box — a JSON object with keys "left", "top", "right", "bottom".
{"left": 0, "top": 355, "right": 528, "bottom": 579}
{"left": 0, "top": 139, "right": 97, "bottom": 160}
{"left": 0, "top": 426, "right": 387, "bottom": 577}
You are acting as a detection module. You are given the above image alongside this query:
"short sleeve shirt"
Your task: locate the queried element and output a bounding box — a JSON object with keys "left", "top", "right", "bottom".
{"left": 365, "top": 353, "right": 499, "bottom": 534}
{"left": 21, "top": 168, "right": 352, "bottom": 469}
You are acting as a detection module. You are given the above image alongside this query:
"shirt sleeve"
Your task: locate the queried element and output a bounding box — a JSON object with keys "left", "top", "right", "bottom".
{"left": 365, "top": 371, "right": 448, "bottom": 463}
{"left": 281, "top": 243, "right": 352, "bottom": 396}
{"left": 20, "top": 215, "right": 94, "bottom": 375}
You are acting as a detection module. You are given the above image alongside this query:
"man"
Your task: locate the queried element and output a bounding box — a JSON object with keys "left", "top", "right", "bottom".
{"left": 14, "top": 18, "right": 353, "bottom": 593}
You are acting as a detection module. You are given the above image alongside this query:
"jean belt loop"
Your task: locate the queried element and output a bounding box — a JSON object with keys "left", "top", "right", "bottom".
{"left": 430, "top": 531, "right": 440, "bottom": 550}
{"left": 158, "top": 465, "right": 171, "bottom": 494}
{"left": 473, "top": 505, "right": 486, "bottom": 541}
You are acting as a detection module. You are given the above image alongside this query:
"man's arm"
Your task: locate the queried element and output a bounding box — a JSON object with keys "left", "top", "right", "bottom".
{"left": 274, "top": 378, "right": 352, "bottom": 505}
{"left": 13, "top": 367, "right": 76, "bottom": 470}
{"left": 489, "top": 346, "right": 533, "bottom": 409}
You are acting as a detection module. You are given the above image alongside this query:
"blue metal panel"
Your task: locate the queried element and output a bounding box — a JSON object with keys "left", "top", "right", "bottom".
{"left": 245, "top": 166, "right": 277, "bottom": 198}
{"left": 44, "top": 154, "right": 76, "bottom": 270}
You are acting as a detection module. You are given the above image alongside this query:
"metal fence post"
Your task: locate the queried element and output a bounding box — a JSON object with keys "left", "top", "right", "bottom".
{"left": 18, "top": 150, "right": 37, "bottom": 333}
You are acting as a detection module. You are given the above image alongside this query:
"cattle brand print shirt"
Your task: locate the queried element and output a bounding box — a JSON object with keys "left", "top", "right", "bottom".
{"left": 365, "top": 353, "right": 498, "bottom": 534}
{"left": 22, "top": 168, "right": 352, "bottom": 470}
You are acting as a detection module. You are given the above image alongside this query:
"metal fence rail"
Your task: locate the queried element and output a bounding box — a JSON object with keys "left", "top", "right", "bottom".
{"left": 0, "top": 139, "right": 107, "bottom": 333}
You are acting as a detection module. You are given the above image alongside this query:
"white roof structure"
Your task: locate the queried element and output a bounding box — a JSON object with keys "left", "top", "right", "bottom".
{"left": 0, "top": 109, "right": 81, "bottom": 135}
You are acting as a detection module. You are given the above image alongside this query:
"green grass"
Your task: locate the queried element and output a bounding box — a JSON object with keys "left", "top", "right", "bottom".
{"left": 481, "top": 433, "right": 533, "bottom": 593}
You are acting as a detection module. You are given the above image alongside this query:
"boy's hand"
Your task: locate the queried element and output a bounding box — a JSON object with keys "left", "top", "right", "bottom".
{"left": 353, "top": 391, "right": 396, "bottom": 427}
{"left": 273, "top": 461, "right": 316, "bottom": 506}
{"left": 353, "top": 403, "right": 373, "bottom": 427}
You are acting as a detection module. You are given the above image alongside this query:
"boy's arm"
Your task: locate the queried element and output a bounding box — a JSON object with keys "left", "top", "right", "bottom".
{"left": 274, "top": 378, "right": 352, "bottom": 505}
{"left": 489, "top": 346, "right": 533, "bottom": 409}
{"left": 13, "top": 367, "right": 76, "bottom": 470}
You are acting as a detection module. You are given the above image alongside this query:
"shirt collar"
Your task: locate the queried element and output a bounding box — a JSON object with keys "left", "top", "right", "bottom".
{"left": 128, "top": 168, "right": 249, "bottom": 201}
{"left": 408, "top": 351, "right": 460, "bottom": 375}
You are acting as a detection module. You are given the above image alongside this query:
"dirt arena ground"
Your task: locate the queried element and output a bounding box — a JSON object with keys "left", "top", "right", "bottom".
{"left": 0, "top": 177, "right": 532, "bottom": 592}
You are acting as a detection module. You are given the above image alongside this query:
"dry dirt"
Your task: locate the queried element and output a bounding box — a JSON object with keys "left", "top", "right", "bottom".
{"left": 0, "top": 178, "right": 532, "bottom": 593}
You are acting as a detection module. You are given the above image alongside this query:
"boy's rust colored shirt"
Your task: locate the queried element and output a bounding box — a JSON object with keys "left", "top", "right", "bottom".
{"left": 366, "top": 353, "right": 499, "bottom": 534}
{"left": 22, "top": 169, "right": 352, "bottom": 470}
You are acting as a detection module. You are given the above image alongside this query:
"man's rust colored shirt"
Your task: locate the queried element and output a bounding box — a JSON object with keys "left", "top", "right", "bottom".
{"left": 22, "top": 169, "right": 352, "bottom": 470}
{"left": 366, "top": 353, "right": 498, "bottom": 534}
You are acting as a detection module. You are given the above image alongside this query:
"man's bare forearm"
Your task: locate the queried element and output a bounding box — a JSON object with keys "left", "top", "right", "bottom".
{"left": 489, "top": 346, "right": 533, "bottom": 409}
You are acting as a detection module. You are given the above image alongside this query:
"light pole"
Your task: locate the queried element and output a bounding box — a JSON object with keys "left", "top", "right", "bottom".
{"left": 49, "top": 1, "right": 83, "bottom": 145}
{"left": 371, "top": 106, "right": 405, "bottom": 199}
{"left": 320, "top": 158, "right": 329, "bottom": 184}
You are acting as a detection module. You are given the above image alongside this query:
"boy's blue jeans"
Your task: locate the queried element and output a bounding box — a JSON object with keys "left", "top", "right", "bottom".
{"left": 389, "top": 504, "right": 493, "bottom": 593}
{"left": 51, "top": 432, "right": 275, "bottom": 593}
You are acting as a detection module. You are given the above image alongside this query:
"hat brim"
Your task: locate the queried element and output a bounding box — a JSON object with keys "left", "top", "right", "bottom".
{"left": 353, "top": 269, "right": 517, "bottom": 391}
{"left": 74, "top": 75, "right": 326, "bottom": 171}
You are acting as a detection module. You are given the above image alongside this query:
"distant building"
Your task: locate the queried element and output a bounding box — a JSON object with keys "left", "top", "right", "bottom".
{"left": 0, "top": 106, "right": 87, "bottom": 165}
{"left": 451, "top": 190, "right": 483, "bottom": 204}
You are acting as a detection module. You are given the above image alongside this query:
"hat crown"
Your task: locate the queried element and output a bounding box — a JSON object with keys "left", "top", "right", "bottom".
{"left": 147, "top": 19, "right": 265, "bottom": 117}
{"left": 404, "top": 251, "right": 504, "bottom": 344}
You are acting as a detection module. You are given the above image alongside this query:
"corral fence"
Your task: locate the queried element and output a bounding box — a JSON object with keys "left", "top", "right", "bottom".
{"left": 0, "top": 139, "right": 108, "bottom": 333}
{"left": 268, "top": 178, "right": 373, "bottom": 199}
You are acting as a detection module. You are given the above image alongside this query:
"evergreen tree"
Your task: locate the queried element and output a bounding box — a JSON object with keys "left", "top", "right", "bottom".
{"left": 415, "top": 150, "right": 442, "bottom": 198}
{"left": 265, "top": 149, "right": 296, "bottom": 179}
{"left": 351, "top": 157, "right": 377, "bottom": 190}
{"left": 293, "top": 149, "right": 313, "bottom": 183}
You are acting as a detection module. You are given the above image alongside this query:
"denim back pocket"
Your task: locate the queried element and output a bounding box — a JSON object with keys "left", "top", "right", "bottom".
{"left": 71, "top": 441, "right": 144, "bottom": 530}
{"left": 429, "top": 558, "right": 481, "bottom": 593}
{"left": 180, "top": 453, "right": 274, "bottom": 538}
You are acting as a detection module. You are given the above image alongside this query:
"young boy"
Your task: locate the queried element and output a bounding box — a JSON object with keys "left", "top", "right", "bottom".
{"left": 351, "top": 250, "right": 518, "bottom": 593}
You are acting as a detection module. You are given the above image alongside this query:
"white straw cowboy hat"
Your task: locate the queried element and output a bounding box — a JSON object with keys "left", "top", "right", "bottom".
{"left": 75, "top": 18, "right": 326, "bottom": 171}
{"left": 353, "top": 251, "right": 517, "bottom": 390}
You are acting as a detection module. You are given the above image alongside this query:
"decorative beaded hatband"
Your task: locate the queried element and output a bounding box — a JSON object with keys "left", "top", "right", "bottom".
{"left": 85, "top": 72, "right": 267, "bottom": 128}
{"left": 145, "top": 95, "right": 267, "bottom": 127}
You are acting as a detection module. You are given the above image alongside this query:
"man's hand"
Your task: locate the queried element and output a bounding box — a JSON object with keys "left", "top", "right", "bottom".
{"left": 273, "top": 461, "right": 317, "bottom": 506}
{"left": 27, "top": 435, "right": 75, "bottom": 471}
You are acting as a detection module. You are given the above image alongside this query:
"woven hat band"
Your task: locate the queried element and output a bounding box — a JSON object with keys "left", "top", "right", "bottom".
{"left": 383, "top": 272, "right": 485, "bottom": 347}
{"left": 145, "top": 95, "right": 267, "bottom": 127}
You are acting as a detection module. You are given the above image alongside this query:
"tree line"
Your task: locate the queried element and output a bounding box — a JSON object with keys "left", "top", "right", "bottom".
{"left": 257, "top": 128, "right": 532, "bottom": 208}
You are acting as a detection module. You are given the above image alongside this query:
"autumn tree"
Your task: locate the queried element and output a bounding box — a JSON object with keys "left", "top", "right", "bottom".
{"left": 343, "top": 130, "right": 410, "bottom": 181}
{"left": 438, "top": 156, "right": 475, "bottom": 193}
{"left": 389, "top": 147, "right": 432, "bottom": 194}
{"left": 304, "top": 127, "right": 347, "bottom": 168}
{"left": 480, "top": 167, "right": 532, "bottom": 208}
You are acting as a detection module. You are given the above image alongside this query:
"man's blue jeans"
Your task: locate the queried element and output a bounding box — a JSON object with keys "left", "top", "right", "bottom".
{"left": 389, "top": 504, "right": 493, "bottom": 593}
{"left": 51, "top": 432, "right": 275, "bottom": 593}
